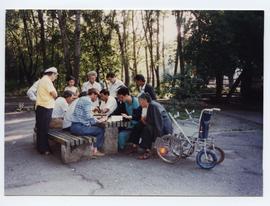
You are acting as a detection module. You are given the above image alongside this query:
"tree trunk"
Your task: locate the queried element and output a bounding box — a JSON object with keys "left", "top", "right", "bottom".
{"left": 228, "top": 73, "right": 234, "bottom": 88}
{"left": 50, "top": 11, "right": 56, "bottom": 67}
{"left": 115, "top": 17, "right": 129, "bottom": 86}
{"left": 145, "top": 46, "right": 150, "bottom": 83}
{"left": 215, "top": 70, "right": 223, "bottom": 100}
{"left": 178, "top": 11, "right": 185, "bottom": 75}
{"left": 57, "top": 10, "right": 72, "bottom": 78}
{"left": 155, "top": 10, "right": 160, "bottom": 92}
{"left": 162, "top": 13, "right": 166, "bottom": 77}
{"left": 37, "top": 10, "right": 47, "bottom": 68}
{"left": 21, "top": 11, "right": 34, "bottom": 84}
{"left": 227, "top": 70, "right": 243, "bottom": 99}
{"left": 131, "top": 11, "right": 137, "bottom": 77}
{"left": 122, "top": 11, "right": 130, "bottom": 86}
{"left": 30, "top": 10, "right": 39, "bottom": 78}
{"left": 74, "top": 10, "right": 81, "bottom": 83}
{"left": 173, "top": 11, "right": 185, "bottom": 87}
{"left": 240, "top": 68, "right": 253, "bottom": 100}
{"left": 146, "top": 11, "right": 155, "bottom": 88}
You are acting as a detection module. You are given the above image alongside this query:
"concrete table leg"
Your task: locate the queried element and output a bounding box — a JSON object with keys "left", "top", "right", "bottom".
{"left": 61, "top": 144, "right": 93, "bottom": 164}
{"left": 102, "top": 127, "right": 118, "bottom": 154}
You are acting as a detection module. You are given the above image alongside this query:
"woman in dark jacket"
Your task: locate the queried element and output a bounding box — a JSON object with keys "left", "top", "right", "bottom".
{"left": 127, "top": 93, "right": 173, "bottom": 159}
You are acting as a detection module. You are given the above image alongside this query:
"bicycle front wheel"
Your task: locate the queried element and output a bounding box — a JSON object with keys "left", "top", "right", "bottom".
{"left": 155, "top": 135, "right": 181, "bottom": 164}
{"left": 196, "top": 149, "right": 217, "bottom": 169}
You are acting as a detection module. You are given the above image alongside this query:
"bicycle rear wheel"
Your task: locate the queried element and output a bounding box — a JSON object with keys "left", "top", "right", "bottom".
{"left": 155, "top": 135, "right": 182, "bottom": 164}
{"left": 208, "top": 145, "right": 225, "bottom": 164}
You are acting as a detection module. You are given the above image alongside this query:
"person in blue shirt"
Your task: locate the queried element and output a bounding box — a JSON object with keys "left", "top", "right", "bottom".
{"left": 70, "top": 88, "right": 107, "bottom": 157}
{"left": 116, "top": 87, "right": 140, "bottom": 150}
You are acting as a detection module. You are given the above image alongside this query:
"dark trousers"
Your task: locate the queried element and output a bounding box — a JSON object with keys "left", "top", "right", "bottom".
{"left": 128, "top": 122, "right": 155, "bottom": 150}
{"left": 36, "top": 106, "right": 53, "bottom": 153}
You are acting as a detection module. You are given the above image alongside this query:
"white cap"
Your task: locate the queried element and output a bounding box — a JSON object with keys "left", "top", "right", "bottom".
{"left": 44, "top": 67, "right": 58, "bottom": 74}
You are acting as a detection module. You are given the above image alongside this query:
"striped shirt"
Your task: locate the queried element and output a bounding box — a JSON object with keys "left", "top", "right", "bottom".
{"left": 72, "top": 96, "right": 97, "bottom": 126}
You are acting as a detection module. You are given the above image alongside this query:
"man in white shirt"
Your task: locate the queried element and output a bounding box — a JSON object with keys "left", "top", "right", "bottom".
{"left": 82, "top": 71, "right": 102, "bottom": 92}
{"left": 98, "top": 89, "right": 117, "bottom": 116}
{"left": 49, "top": 90, "right": 75, "bottom": 129}
{"left": 106, "top": 72, "right": 125, "bottom": 98}
{"left": 27, "top": 79, "right": 40, "bottom": 101}
{"left": 82, "top": 71, "right": 101, "bottom": 107}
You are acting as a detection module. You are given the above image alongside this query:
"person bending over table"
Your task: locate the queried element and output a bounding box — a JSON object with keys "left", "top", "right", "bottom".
{"left": 50, "top": 90, "right": 75, "bottom": 129}
{"left": 127, "top": 93, "right": 173, "bottom": 160}
{"left": 70, "top": 88, "right": 107, "bottom": 157}
{"left": 96, "top": 89, "right": 117, "bottom": 116}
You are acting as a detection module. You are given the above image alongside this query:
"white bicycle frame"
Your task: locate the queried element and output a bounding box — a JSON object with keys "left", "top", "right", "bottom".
{"left": 168, "top": 108, "right": 221, "bottom": 154}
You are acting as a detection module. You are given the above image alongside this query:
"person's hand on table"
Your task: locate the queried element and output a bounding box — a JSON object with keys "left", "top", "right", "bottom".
{"left": 92, "top": 106, "right": 101, "bottom": 113}
{"left": 97, "top": 116, "right": 108, "bottom": 123}
{"left": 101, "top": 108, "right": 109, "bottom": 114}
{"left": 121, "top": 113, "right": 132, "bottom": 120}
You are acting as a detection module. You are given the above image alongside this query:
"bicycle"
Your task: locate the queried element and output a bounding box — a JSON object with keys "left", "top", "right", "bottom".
{"left": 155, "top": 108, "right": 225, "bottom": 169}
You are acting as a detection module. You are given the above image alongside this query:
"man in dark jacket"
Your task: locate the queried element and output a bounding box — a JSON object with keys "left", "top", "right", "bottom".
{"left": 127, "top": 93, "right": 173, "bottom": 160}
{"left": 134, "top": 74, "right": 157, "bottom": 100}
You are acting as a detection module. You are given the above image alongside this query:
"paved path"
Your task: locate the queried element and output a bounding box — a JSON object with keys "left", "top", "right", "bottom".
{"left": 4, "top": 110, "right": 263, "bottom": 196}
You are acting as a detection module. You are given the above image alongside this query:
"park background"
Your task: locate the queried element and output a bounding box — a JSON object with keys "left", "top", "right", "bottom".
{"left": 0, "top": 0, "right": 269, "bottom": 204}
{"left": 5, "top": 9, "right": 263, "bottom": 113}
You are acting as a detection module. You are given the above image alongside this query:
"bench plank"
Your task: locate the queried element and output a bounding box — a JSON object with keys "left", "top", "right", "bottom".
{"left": 54, "top": 131, "right": 79, "bottom": 146}
{"left": 48, "top": 131, "right": 70, "bottom": 147}
{"left": 51, "top": 130, "right": 76, "bottom": 147}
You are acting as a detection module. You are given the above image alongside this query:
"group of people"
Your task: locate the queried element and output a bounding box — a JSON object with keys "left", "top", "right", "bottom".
{"left": 27, "top": 66, "right": 173, "bottom": 160}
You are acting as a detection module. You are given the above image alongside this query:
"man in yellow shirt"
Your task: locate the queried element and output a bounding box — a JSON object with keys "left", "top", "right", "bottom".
{"left": 36, "top": 67, "right": 58, "bottom": 155}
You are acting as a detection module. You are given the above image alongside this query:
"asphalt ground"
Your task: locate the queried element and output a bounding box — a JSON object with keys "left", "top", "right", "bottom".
{"left": 4, "top": 109, "right": 263, "bottom": 196}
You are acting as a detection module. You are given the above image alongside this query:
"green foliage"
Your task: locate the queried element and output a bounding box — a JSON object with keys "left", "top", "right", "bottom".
{"left": 5, "top": 9, "right": 263, "bottom": 101}
{"left": 161, "top": 72, "right": 204, "bottom": 100}
{"left": 184, "top": 11, "right": 263, "bottom": 98}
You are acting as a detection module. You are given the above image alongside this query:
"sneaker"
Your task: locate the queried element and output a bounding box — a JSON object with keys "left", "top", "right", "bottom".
{"left": 93, "top": 151, "right": 105, "bottom": 157}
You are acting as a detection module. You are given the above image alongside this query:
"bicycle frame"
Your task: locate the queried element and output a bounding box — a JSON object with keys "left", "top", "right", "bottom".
{"left": 168, "top": 108, "right": 221, "bottom": 156}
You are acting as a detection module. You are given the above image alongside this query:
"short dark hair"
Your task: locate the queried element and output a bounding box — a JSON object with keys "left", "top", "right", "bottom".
{"left": 117, "top": 86, "right": 129, "bottom": 96}
{"left": 63, "top": 90, "right": 74, "bottom": 98}
{"left": 79, "top": 91, "right": 87, "bottom": 97}
{"left": 106, "top": 72, "right": 115, "bottom": 79}
{"left": 100, "top": 89, "right": 110, "bottom": 96}
{"left": 138, "top": 92, "right": 152, "bottom": 103}
{"left": 88, "top": 88, "right": 99, "bottom": 96}
{"left": 134, "top": 74, "right": 145, "bottom": 82}
{"left": 67, "top": 75, "right": 76, "bottom": 82}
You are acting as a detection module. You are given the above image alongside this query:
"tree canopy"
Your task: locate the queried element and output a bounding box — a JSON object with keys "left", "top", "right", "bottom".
{"left": 5, "top": 10, "right": 263, "bottom": 102}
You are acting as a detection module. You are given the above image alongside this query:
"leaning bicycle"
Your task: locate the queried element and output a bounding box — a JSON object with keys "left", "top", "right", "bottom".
{"left": 155, "top": 108, "right": 225, "bottom": 169}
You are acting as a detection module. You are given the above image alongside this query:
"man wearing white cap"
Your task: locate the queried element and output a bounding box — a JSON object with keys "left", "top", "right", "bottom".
{"left": 35, "top": 67, "right": 58, "bottom": 155}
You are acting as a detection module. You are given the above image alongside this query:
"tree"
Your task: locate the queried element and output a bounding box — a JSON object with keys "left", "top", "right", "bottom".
{"left": 131, "top": 10, "right": 138, "bottom": 77}
{"left": 57, "top": 10, "right": 72, "bottom": 78}
{"left": 74, "top": 10, "right": 81, "bottom": 82}
{"left": 114, "top": 10, "right": 130, "bottom": 86}
{"left": 155, "top": 10, "right": 161, "bottom": 92}
{"left": 142, "top": 10, "right": 156, "bottom": 87}
{"left": 37, "top": 10, "right": 48, "bottom": 68}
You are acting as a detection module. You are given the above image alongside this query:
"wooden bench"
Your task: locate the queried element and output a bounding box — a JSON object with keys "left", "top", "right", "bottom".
{"left": 33, "top": 129, "right": 96, "bottom": 163}
{"left": 32, "top": 120, "right": 131, "bottom": 163}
